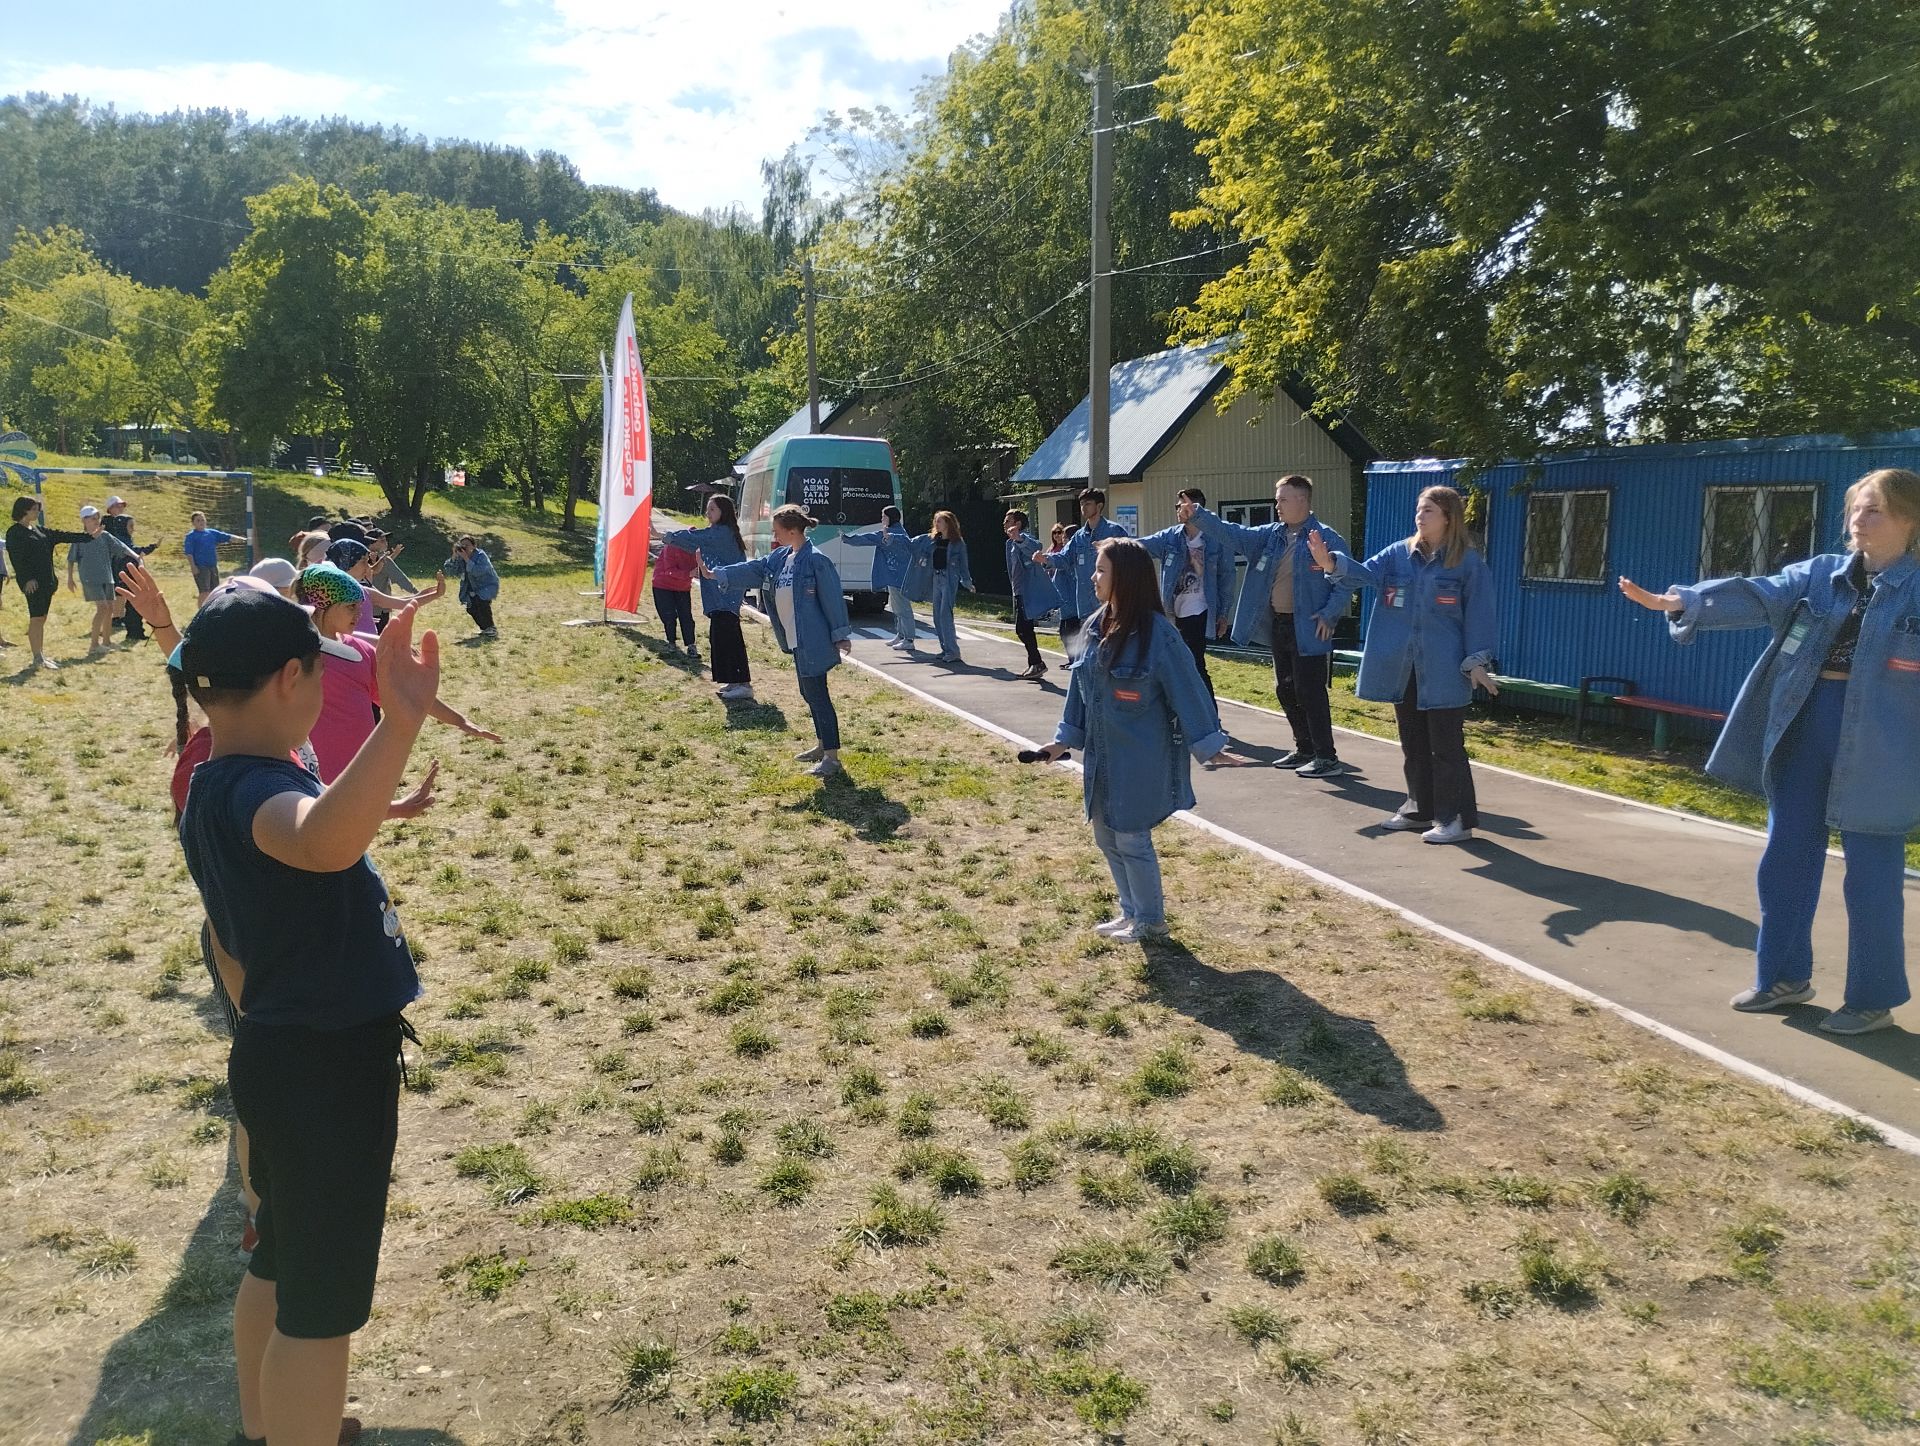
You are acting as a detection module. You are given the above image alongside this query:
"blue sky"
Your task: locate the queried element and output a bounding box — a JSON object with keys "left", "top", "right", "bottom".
{"left": 0, "top": 0, "right": 1013, "bottom": 212}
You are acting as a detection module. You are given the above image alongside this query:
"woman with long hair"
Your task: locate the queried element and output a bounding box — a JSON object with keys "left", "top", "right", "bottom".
{"left": 1036, "top": 538, "right": 1246, "bottom": 941}
{"left": 903, "top": 510, "right": 974, "bottom": 665}
{"left": 1619, "top": 468, "right": 1920, "bottom": 1035}
{"left": 664, "top": 494, "right": 754, "bottom": 701}
{"left": 1307, "top": 485, "right": 1499, "bottom": 844}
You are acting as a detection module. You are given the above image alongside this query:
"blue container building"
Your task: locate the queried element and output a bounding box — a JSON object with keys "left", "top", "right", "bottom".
{"left": 1361, "top": 429, "right": 1920, "bottom": 725}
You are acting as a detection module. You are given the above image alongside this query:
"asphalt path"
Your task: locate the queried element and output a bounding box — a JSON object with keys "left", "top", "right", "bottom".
{"left": 838, "top": 614, "right": 1920, "bottom": 1146}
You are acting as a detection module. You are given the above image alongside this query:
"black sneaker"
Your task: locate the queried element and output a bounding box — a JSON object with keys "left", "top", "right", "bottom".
{"left": 1273, "top": 749, "right": 1311, "bottom": 769}
{"left": 1295, "top": 756, "right": 1343, "bottom": 778}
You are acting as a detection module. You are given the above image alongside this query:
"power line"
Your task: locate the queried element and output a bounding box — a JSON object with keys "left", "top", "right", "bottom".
{"left": 820, "top": 281, "right": 1090, "bottom": 392}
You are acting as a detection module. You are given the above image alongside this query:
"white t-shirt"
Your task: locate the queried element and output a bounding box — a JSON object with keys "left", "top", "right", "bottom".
{"left": 1172, "top": 533, "right": 1208, "bottom": 618}
{"left": 774, "top": 572, "right": 798, "bottom": 646}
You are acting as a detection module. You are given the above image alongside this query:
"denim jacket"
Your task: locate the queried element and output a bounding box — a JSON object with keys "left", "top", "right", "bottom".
{"left": 1137, "top": 523, "right": 1236, "bottom": 621}
{"left": 710, "top": 540, "right": 852, "bottom": 677}
{"left": 904, "top": 535, "right": 973, "bottom": 606}
{"left": 842, "top": 525, "right": 913, "bottom": 591}
{"left": 1330, "top": 540, "right": 1496, "bottom": 709}
{"left": 439, "top": 548, "right": 500, "bottom": 603}
{"left": 1005, "top": 531, "right": 1058, "bottom": 618}
{"left": 661, "top": 523, "right": 746, "bottom": 615}
{"left": 1671, "top": 551, "right": 1920, "bottom": 834}
{"left": 1189, "top": 508, "right": 1354, "bottom": 654}
{"left": 1039, "top": 517, "right": 1129, "bottom": 618}
{"left": 1053, "top": 611, "right": 1230, "bottom": 834}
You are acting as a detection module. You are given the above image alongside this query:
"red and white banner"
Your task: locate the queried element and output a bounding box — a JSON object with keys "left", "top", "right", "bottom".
{"left": 600, "top": 295, "right": 652, "bottom": 614}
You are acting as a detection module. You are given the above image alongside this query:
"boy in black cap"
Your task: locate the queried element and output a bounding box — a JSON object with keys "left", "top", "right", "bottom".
{"left": 175, "top": 584, "right": 439, "bottom": 1446}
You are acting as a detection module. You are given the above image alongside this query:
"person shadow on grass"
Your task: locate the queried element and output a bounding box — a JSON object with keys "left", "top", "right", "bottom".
{"left": 1139, "top": 938, "right": 1445, "bottom": 1131}
{"left": 785, "top": 778, "right": 910, "bottom": 842}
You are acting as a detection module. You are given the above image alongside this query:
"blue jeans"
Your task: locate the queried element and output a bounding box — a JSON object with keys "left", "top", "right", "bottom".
{"left": 1091, "top": 815, "right": 1164, "bottom": 927}
{"left": 1756, "top": 678, "right": 1909, "bottom": 1011}
{"left": 888, "top": 587, "right": 917, "bottom": 644}
{"left": 931, "top": 579, "right": 960, "bottom": 658}
{"left": 796, "top": 669, "right": 841, "bottom": 751}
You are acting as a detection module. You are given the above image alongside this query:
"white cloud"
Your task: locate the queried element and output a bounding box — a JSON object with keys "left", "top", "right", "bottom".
{"left": 499, "top": 0, "right": 1013, "bottom": 212}
{"left": 0, "top": 60, "right": 399, "bottom": 123}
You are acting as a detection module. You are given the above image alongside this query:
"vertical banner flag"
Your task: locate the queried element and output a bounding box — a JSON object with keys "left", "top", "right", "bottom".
{"left": 602, "top": 295, "right": 653, "bottom": 614}
{"left": 594, "top": 350, "right": 611, "bottom": 590}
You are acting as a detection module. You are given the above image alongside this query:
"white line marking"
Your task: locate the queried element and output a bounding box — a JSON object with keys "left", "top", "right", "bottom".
{"left": 842, "top": 648, "right": 1920, "bottom": 1158}
{"left": 944, "top": 621, "right": 1907, "bottom": 872}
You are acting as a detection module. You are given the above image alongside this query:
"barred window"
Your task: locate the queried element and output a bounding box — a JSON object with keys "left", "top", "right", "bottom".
{"left": 1221, "top": 500, "right": 1275, "bottom": 529}
{"left": 1523, "top": 490, "right": 1610, "bottom": 583}
{"left": 1700, "top": 486, "right": 1817, "bottom": 579}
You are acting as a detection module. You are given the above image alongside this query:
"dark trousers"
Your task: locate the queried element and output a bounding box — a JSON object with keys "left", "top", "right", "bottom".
{"left": 1393, "top": 675, "right": 1476, "bottom": 826}
{"left": 654, "top": 586, "right": 696, "bottom": 649}
{"left": 1269, "top": 613, "right": 1337, "bottom": 760}
{"left": 796, "top": 669, "right": 841, "bottom": 750}
{"left": 1014, "top": 600, "right": 1044, "bottom": 669}
{"left": 466, "top": 598, "right": 495, "bottom": 632}
{"left": 1060, "top": 614, "right": 1083, "bottom": 646}
{"left": 115, "top": 564, "right": 145, "bottom": 639}
{"left": 1174, "top": 611, "right": 1214, "bottom": 697}
{"left": 708, "top": 610, "right": 751, "bottom": 685}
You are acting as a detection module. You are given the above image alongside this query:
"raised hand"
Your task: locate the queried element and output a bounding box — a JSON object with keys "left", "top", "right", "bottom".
{"left": 113, "top": 561, "right": 173, "bottom": 627}
{"left": 1618, "top": 577, "right": 1683, "bottom": 613}
{"left": 373, "top": 603, "right": 441, "bottom": 728}
{"left": 1305, "top": 529, "right": 1334, "bottom": 572}
{"left": 387, "top": 759, "right": 440, "bottom": 818}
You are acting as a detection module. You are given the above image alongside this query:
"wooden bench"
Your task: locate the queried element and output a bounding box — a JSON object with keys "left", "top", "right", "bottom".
{"left": 1609, "top": 694, "right": 1728, "bottom": 755}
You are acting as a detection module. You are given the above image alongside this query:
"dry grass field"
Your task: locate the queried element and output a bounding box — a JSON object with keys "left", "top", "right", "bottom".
{"left": 2, "top": 468, "right": 1917, "bottom": 1444}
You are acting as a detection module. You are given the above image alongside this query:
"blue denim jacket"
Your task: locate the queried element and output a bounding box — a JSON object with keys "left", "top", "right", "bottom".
{"left": 842, "top": 525, "right": 913, "bottom": 590}
{"left": 439, "top": 548, "right": 500, "bottom": 603}
{"left": 1189, "top": 508, "right": 1354, "bottom": 654}
{"left": 1671, "top": 551, "right": 1920, "bottom": 834}
{"left": 1330, "top": 540, "right": 1496, "bottom": 709}
{"left": 1053, "top": 611, "right": 1230, "bottom": 833}
{"left": 660, "top": 523, "right": 746, "bottom": 615}
{"left": 903, "top": 535, "right": 973, "bottom": 606}
{"left": 1005, "top": 531, "right": 1058, "bottom": 618}
{"left": 710, "top": 541, "right": 853, "bottom": 677}
{"left": 1137, "top": 523, "right": 1235, "bottom": 621}
{"left": 1039, "top": 517, "right": 1129, "bottom": 618}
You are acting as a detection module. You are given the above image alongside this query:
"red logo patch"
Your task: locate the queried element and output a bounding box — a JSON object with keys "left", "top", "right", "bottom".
{"left": 1889, "top": 657, "right": 1920, "bottom": 673}
{"left": 1436, "top": 594, "right": 1459, "bottom": 605}
{"left": 1113, "top": 688, "right": 1143, "bottom": 702}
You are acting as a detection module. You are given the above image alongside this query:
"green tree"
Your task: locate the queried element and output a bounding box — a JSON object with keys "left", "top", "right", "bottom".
{"left": 208, "top": 180, "right": 526, "bottom": 516}
{"left": 1164, "top": 0, "right": 1920, "bottom": 458}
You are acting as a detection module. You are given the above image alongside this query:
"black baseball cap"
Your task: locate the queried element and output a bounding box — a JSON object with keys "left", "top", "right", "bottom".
{"left": 306, "top": 514, "right": 332, "bottom": 530}
{"left": 328, "top": 520, "right": 369, "bottom": 542}
{"left": 169, "top": 582, "right": 358, "bottom": 688}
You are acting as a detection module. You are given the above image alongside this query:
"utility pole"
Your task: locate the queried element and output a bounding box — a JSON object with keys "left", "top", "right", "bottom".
{"left": 1087, "top": 61, "right": 1113, "bottom": 495}
{"left": 803, "top": 256, "right": 822, "bottom": 433}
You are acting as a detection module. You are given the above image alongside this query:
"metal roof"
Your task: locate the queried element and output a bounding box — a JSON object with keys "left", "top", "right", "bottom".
{"left": 733, "top": 397, "right": 858, "bottom": 472}
{"left": 1011, "top": 340, "right": 1234, "bottom": 485}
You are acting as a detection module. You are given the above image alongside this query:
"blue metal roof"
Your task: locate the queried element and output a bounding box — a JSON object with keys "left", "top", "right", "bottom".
{"left": 1013, "top": 339, "right": 1376, "bottom": 484}
{"left": 734, "top": 397, "right": 857, "bottom": 471}
{"left": 1012, "top": 340, "right": 1236, "bottom": 484}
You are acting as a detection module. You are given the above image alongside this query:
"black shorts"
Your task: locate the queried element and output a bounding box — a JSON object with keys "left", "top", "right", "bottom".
{"left": 24, "top": 581, "right": 53, "bottom": 618}
{"left": 230, "top": 1012, "right": 404, "bottom": 1338}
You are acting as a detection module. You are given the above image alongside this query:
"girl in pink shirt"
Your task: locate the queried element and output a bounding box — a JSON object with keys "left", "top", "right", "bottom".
{"left": 297, "top": 565, "right": 501, "bottom": 782}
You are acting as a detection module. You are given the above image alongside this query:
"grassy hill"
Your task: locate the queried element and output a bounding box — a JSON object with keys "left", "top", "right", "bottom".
{"left": 1, "top": 478, "right": 1916, "bottom": 1443}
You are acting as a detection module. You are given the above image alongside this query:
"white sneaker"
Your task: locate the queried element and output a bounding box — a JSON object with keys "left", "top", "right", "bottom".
{"left": 1380, "top": 810, "right": 1429, "bottom": 832}
{"left": 34, "top": 655, "right": 57, "bottom": 670}
{"left": 1422, "top": 818, "right": 1474, "bottom": 845}
{"left": 806, "top": 755, "right": 843, "bottom": 778}
{"left": 720, "top": 685, "right": 754, "bottom": 703}
{"left": 1112, "top": 920, "right": 1171, "bottom": 943}
{"left": 1093, "top": 915, "right": 1133, "bottom": 937}
{"left": 886, "top": 637, "right": 908, "bottom": 650}
{"left": 794, "top": 743, "right": 826, "bottom": 763}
